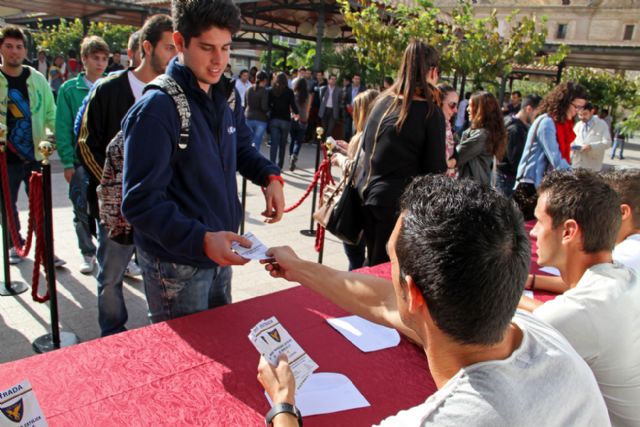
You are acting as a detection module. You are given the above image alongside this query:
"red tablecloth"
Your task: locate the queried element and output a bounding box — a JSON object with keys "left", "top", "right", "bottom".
{"left": 0, "top": 286, "right": 435, "bottom": 426}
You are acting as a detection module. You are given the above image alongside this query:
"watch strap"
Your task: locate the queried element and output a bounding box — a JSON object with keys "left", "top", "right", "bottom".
{"left": 265, "top": 402, "right": 302, "bottom": 426}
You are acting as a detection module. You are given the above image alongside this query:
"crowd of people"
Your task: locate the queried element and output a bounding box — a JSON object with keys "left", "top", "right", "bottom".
{"left": 0, "top": 0, "right": 638, "bottom": 424}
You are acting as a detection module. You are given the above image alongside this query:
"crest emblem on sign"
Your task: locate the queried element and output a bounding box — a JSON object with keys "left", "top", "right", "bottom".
{"left": 268, "top": 329, "right": 281, "bottom": 342}
{"left": 1, "top": 399, "right": 24, "bottom": 422}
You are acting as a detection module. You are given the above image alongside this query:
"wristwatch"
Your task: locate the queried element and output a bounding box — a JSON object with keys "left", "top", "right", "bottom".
{"left": 265, "top": 402, "right": 302, "bottom": 426}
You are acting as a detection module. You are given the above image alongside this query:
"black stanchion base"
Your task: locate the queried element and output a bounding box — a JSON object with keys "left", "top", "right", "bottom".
{"left": 32, "top": 332, "right": 79, "bottom": 354}
{"left": 0, "top": 281, "right": 28, "bottom": 296}
{"left": 299, "top": 229, "right": 315, "bottom": 237}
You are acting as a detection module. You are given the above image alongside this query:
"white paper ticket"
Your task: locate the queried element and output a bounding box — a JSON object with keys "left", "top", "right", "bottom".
{"left": 231, "top": 232, "right": 270, "bottom": 261}
{"left": 249, "top": 316, "right": 319, "bottom": 391}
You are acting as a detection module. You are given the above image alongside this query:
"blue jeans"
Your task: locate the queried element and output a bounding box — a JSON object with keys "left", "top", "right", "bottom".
{"left": 611, "top": 138, "right": 625, "bottom": 159}
{"left": 270, "top": 119, "right": 291, "bottom": 168}
{"left": 7, "top": 160, "right": 40, "bottom": 239}
{"left": 289, "top": 121, "right": 307, "bottom": 156}
{"left": 495, "top": 172, "right": 516, "bottom": 198}
{"left": 344, "top": 240, "right": 366, "bottom": 271}
{"left": 69, "top": 166, "right": 96, "bottom": 256}
{"left": 97, "top": 223, "right": 135, "bottom": 336}
{"left": 137, "top": 248, "right": 232, "bottom": 323}
{"left": 247, "top": 119, "right": 268, "bottom": 152}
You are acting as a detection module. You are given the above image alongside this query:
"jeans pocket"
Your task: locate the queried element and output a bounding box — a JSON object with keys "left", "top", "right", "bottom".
{"left": 158, "top": 262, "right": 199, "bottom": 300}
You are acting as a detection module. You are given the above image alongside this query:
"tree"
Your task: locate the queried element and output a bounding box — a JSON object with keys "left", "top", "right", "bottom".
{"left": 33, "top": 18, "right": 135, "bottom": 57}
{"left": 338, "top": 0, "right": 567, "bottom": 89}
{"left": 564, "top": 67, "right": 639, "bottom": 115}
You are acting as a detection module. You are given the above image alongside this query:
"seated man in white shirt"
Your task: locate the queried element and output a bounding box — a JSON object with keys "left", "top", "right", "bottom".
{"left": 528, "top": 168, "right": 640, "bottom": 293}
{"left": 257, "top": 176, "right": 609, "bottom": 427}
{"left": 520, "top": 169, "right": 640, "bottom": 426}
{"left": 571, "top": 102, "right": 611, "bottom": 171}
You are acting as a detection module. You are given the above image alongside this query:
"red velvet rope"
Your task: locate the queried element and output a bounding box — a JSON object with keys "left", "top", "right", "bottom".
{"left": 0, "top": 151, "right": 50, "bottom": 302}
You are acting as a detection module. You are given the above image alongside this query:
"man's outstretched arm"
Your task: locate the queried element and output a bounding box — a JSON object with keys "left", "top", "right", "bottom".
{"left": 263, "top": 246, "right": 421, "bottom": 344}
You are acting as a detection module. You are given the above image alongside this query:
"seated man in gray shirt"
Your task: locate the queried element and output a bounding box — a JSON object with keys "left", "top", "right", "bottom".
{"left": 520, "top": 169, "right": 640, "bottom": 426}
{"left": 257, "top": 176, "right": 610, "bottom": 427}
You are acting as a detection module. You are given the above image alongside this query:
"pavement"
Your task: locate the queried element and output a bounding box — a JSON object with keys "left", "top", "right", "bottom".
{"left": 1, "top": 136, "right": 639, "bottom": 364}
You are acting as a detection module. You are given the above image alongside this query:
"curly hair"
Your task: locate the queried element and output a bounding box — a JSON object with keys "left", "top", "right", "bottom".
{"left": 538, "top": 82, "right": 588, "bottom": 123}
{"left": 470, "top": 91, "right": 507, "bottom": 160}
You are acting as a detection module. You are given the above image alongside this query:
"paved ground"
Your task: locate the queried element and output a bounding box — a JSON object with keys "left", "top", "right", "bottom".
{"left": 1, "top": 137, "right": 639, "bottom": 363}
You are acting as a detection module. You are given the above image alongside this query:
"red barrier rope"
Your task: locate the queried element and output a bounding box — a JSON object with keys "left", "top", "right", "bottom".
{"left": 0, "top": 151, "right": 50, "bottom": 302}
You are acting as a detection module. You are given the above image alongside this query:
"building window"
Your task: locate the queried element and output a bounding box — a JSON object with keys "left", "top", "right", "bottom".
{"left": 562, "top": 0, "right": 570, "bottom": 4}
{"left": 556, "top": 23, "right": 568, "bottom": 39}
{"left": 623, "top": 25, "right": 634, "bottom": 41}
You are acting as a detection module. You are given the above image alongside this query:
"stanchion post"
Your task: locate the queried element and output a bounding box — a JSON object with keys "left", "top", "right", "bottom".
{"left": 33, "top": 141, "right": 78, "bottom": 353}
{"left": 240, "top": 177, "right": 247, "bottom": 235}
{"left": 316, "top": 137, "right": 336, "bottom": 265}
{"left": 300, "top": 127, "right": 324, "bottom": 237}
{"left": 0, "top": 124, "right": 28, "bottom": 296}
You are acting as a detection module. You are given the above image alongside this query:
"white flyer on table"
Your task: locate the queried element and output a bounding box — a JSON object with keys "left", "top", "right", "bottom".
{"left": 539, "top": 266, "right": 561, "bottom": 276}
{"left": 232, "top": 232, "right": 270, "bottom": 261}
{"left": 265, "top": 373, "right": 370, "bottom": 416}
{"left": 249, "top": 316, "right": 319, "bottom": 391}
{"left": 327, "top": 315, "right": 400, "bottom": 353}
{"left": 0, "top": 380, "right": 48, "bottom": 427}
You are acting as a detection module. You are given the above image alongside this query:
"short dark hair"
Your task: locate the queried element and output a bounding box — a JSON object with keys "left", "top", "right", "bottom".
{"left": 512, "top": 90, "right": 522, "bottom": 98}
{"left": 601, "top": 169, "right": 640, "bottom": 229}
{"left": 602, "top": 108, "right": 609, "bottom": 114}
{"left": 328, "top": 73, "right": 337, "bottom": 79}
{"left": 539, "top": 169, "right": 620, "bottom": 253}
{"left": 584, "top": 101, "right": 593, "bottom": 111}
{"left": 0, "top": 26, "right": 27, "bottom": 47}
{"left": 383, "top": 76, "right": 394, "bottom": 86}
{"left": 68, "top": 49, "right": 77, "bottom": 58}
{"left": 521, "top": 94, "right": 541, "bottom": 110}
{"left": 140, "top": 14, "right": 174, "bottom": 58}
{"left": 239, "top": 69, "right": 249, "bottom": 75}
{"left": 128, "top": 30, "right": 142, "bottom": 52}
{"left": 396, "top": 176, "right": 530, "bottom": 345}
{"left": 353, "top": 72, "right": 361, "bottom": 78}
{"left": 298, "top": 66, "right": 307, "bottom": 72}
{"left": 172, "top": 0, "right": 241, "bottom": 46}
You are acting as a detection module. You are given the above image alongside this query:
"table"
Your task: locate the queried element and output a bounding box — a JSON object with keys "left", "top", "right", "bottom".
{"left": 0, "top": 228, "right": 557, "bottom": 426}
{"left": 0, "top": 285, "right": 436, "bottom": 426}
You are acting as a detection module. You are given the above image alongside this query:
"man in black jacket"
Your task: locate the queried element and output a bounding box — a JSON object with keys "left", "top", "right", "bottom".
{"left": 496, "top": 94, "right": 541, "bottom": 198}
{"left": 343, "top": 73, "right": 365, "bottom": 141}
{"left": 76, "top": 14, "right": 176, "bottom": 337}
{"left": 318, "top": 74, "right": 343, "bottom": 138}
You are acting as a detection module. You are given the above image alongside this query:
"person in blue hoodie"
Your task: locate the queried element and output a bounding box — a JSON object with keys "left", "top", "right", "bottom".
{"left": 121, "top": 0, "right": 285, "bottom": 323}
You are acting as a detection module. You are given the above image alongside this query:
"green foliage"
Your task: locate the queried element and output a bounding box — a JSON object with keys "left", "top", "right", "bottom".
{"left": 338, "top": 0, "right": 568, "bottom": 87}
{"left": 511, "top": 79, "right": 554, "bottom": 97}
{"left": 33, "top": 18, "right": 135, "bottom": 57}
{"left": 564, "top": 67, "right": 639, "bottom": 112}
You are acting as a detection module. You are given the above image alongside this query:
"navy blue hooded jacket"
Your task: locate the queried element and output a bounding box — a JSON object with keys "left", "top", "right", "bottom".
{"left": 121, "top": 58, "right": 280, "bottom": 268}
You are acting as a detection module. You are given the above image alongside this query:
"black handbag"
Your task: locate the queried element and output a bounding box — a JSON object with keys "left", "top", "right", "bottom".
{"left": 513, "top": 120, "right": 543, "bottom": 221}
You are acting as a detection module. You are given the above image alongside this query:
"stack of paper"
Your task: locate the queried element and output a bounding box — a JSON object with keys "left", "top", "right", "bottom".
{"left": 248, "top": 316, "right": 318, "bottom": 391}
{"left": 232, "top": 232, "right": 270, "bottom": 261}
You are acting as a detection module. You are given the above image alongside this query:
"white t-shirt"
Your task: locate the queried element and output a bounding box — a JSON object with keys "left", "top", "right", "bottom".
{"left": 235, "top": 79, "right": 252, "bottom": 107}
{"left": 127, "top": 71, "right": 146, "bottom": 101}
{"left": 613, "top": 233, "right": 640, "bottom": 272}
{"left": 376, "top": 311, "right": 609, "bottom": 427}
{"left": 535, "top": 263, "right": 640, "bottom": 427}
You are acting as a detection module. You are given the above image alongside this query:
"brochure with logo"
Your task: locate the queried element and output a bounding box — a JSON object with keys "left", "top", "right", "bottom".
{"left": 249, "top": 316, "right": 318, "bottom": 391}
{"left": 0, "top": 380, "right": 47, "bottom": 427}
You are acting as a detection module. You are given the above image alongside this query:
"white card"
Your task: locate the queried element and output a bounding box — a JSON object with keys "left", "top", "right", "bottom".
{"left": 523, "top": 290, "right": 534, "bottom": 299}
{"left": 0, "top": 380, "right": 48, "bottom": 427}
{"left": 249, "top": 316, "right": 319, "bottom": 391}
{"left": 265, "top": 373, "right": 370, "bottom": 416}
{"left": 539, "top": 266, "right": 561, "bottom": 276}
{"left": 327, "top": 316, "right": 400, "bottom": 353}
{"left": 231, "top": 232, "right": 270, "bottom": 261}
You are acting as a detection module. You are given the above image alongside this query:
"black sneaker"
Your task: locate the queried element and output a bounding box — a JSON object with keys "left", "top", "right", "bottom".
{"left": 289, "top": 154, "right": 298, "bottom": 171}
{"left": 9, "top": 248, "right": 23, "bottom": 265}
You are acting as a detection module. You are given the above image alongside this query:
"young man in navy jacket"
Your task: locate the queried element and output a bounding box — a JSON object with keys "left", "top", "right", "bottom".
{"left": 121, "top": 0, "right": 285, "bottom": 323}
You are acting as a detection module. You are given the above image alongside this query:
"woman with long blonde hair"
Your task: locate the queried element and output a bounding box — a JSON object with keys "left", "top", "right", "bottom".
{"left": 331, "top": 89, "right": 380, "bottom": 270}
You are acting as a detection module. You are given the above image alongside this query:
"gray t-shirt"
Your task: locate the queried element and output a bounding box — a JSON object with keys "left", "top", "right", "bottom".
{"left": 376, "top": 311, "right": 610, "bottom": 426}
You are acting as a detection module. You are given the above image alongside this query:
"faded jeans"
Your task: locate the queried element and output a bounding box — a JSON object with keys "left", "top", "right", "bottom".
{"left": 247, "top": 119, "right": 268, "bottom": 152}
{"left": 137, "top": 248, "right": 232, "bottom": 323}
{"left": 6, "top": 160, "right": 40, "bottom": 240}
{"left": 97, "top": 223, "right": 135, "bottom": 336}
{"left": 269, "top": 118, "right": 291, "bottom": 168}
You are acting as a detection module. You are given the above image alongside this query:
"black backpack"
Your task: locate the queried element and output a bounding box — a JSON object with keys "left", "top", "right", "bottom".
{"left": 97, "top": 75, "right": 191, "bottom": 244}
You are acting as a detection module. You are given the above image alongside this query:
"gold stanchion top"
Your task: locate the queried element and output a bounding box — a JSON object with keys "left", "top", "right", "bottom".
{"left": 316, "top": 127, "right": 324, "bottom": 139}
{"left": 38, "top": 141, "right": 56, "bottom": 165}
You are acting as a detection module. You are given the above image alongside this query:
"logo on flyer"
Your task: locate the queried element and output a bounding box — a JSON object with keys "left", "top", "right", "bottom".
{"left": 268, "top": 329, "right": 281, "bottom": 342}
{"left": 1, "top": 399, "right": 24, "bottom": 422}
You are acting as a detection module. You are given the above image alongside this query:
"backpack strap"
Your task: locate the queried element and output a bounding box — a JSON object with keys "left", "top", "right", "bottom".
{"left": 145, "top": 74, "right": 191, "bottom": 149}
